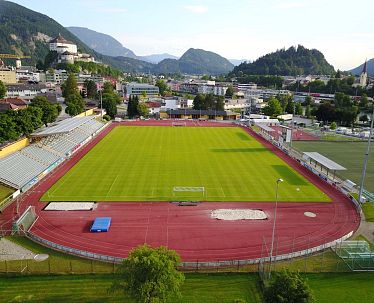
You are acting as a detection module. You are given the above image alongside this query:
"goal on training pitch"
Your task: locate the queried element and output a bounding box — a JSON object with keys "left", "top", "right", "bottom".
{"left": 172, "top": 121, "right": 187, "bottom": 127}
{"left": 172, "top": 186, "right": 205, "bottom": 201}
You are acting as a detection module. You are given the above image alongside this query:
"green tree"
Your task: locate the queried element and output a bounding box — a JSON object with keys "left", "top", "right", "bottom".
{"left": 127, "top": 95, "right": 140, "bottom": 118}
{"left": 61, "top": 73, "right": 79, "bottom": 98}
{"left": 155, "top": 79, "right": 168, "bottom": 96}
{"left": 137, "top": 102, "right": 149, "bottom": 118}
{"left": 225, "top": 85, "right": 234, "bottom": 98}
{"left": 110, "top": 245, "right": 184, "bottom": 303}
{"left": 215, "top": 96, "right": 225, "bottom": 111}
{"left": 305, "top": 105, "right": 311, "bottom": 118}
{"left": 295, "top": 102, "right": 303, "bottom": 115}
{"left": 103, "top": 81, "right": 114, "bottom": 94}
{"left": 0, "top": 80, "right": 6, "bottom": 99}
{"left": 65, "top": 94, "right": 85, "bottom": 116}
{"left": 193, "top": 94, "right": 206, "bottom": 110}
{"left": 264, "top": 270, "right": 314, "bottom": 303}
{"left": 30, "top": 96, "right": 59, "bottom": 126}
{"left": 303, "top": 96, "right": 312, "bottom": 106}
{"left": 330, "top": 121, "right": 337, "bottom": 130}
{"left": 84, "top": 80, "right": 97, "bottom": 99}
{"left": 0, "top": 113, "right": 19, "bottom": 143}
{"left": 102, "top": 93, "right": 118, "bottom": 118}
{"left": 9, "top": 106, "right": 43, "bottom": 136}
{"left": 359, "top": 94, "right": 369, "bottom": 109}
{"left": 263, "top": 97, "right": 282, "bottom": 117}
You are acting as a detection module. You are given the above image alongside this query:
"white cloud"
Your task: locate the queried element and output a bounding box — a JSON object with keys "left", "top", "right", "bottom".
{"left": 94, "top": 7, "right": 127, "bottom": 13}
{"left": 273, "top": 1, "right": 308, "bottom": 9}
{"left": 183, "top": 5, "right": 208, "bottom": 14}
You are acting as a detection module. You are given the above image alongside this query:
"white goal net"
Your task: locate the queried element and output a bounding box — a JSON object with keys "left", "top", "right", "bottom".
{"left": 172, "top": 186, "right": 205, "bottom": 201}
{"left": 172, "top": 122, "right": 187, "bottom": 127}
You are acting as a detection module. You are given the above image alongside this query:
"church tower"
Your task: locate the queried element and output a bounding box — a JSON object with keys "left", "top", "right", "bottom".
{"left": 359, "top": 60, "right": 368, "bottom": 87}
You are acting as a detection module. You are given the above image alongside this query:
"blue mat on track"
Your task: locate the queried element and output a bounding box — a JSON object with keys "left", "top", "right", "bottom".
{"left": 90, "top": 217, "right": 111, "bottom": 232}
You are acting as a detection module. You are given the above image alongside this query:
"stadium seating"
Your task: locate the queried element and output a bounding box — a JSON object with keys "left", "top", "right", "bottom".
{"left": 0, "top": 117, "right": 105, "bottom": 189}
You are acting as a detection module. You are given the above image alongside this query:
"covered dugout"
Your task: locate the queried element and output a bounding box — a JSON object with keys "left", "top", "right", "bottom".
{"left": 302, "top": 152, "right": 346, "bottom": 179}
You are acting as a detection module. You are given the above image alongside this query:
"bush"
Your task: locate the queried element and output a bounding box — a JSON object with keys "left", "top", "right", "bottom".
{"left": 102, "top": 114, "right": 111, "bottom": 121}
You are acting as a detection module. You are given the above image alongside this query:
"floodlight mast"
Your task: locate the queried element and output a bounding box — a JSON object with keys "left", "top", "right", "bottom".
{"left": 358, "top": 105, "right": 374, "bottom": 203}
{"left": 269, "top": 178, "right": 283, "bottom": 279}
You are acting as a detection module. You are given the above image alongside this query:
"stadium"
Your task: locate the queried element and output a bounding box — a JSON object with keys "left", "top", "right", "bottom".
{"left": 0, "top": 117, "right": 360, "bottom": 265}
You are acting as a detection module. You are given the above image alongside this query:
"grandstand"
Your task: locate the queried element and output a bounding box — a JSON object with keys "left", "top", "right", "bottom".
{"left": 0, "top": 116, "right": 105, "bottom": 190}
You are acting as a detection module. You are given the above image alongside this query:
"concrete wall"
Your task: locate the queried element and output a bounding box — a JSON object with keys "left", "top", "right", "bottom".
{"left": 0, "top": 137, "right": 30, "bottom": 159}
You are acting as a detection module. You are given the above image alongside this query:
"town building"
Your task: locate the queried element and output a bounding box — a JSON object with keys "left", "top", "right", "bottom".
{"left": 6, "top": 83, "right": 47, "bottom": 99}
{"left": 125, "top": 83, "right": 159, "bottom": 98}
{"left": 160, "top": 109, "right": 239, "bottom": 120}
{"left": 359, "top": 60, "right": 368, "bottom": 87}
{"left": 0, "top": 67, "right": 17, "bottom": 84}
{"left": 0, "top": 98, "right": 28, "bottom": 113}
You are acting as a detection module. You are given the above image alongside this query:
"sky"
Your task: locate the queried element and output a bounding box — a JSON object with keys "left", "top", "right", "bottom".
{"left": 10, "top": 0, "right": 374, "bottom": 70}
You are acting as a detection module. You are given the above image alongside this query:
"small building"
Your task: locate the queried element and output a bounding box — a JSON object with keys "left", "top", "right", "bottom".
{"left": 160, "top": 109, "right": 239, "bottom": 121}
{"left": 0, "top": 68, "right": 17, "bottom": 84}
{"left": 0, "top": 98, "right": 28, "bottom": 113}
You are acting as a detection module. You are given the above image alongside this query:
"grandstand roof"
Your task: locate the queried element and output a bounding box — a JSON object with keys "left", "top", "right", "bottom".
{"left": 303, "top": 152, "right": 346, "bottom": 171}
{"left": 256, "top": 123, "right": 275, "bottom": 132}
{"left": 32, "top": 116, "right": 95, "bottom": 137}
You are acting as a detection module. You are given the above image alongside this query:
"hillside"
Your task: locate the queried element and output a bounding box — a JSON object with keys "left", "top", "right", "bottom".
{"left": 140, "top": 53, "right": 178, "bottom": 64}
{"left": 155, "top": 48, "right": 234, "bottom": 75}
{"left": 67, "top": 26, "right": 137, "bottom": 59}
{"left": 349, "top": 59, "right": 374, "bottom": 76}
{"left": 230, "top": 45, "right": 335, "bottom": 76}
{"left": 0, "top": 0, "right": 95, "bottom": 66}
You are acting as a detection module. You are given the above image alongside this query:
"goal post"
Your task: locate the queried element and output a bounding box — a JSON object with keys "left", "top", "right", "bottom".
{"left": 172, "top": 122, "right": 187, "bottom": 127}
{"left": 12, "top": 206, "right": 38, "bottom": 235}
{"left": 172, "top": 186, "right": 205, "bottom": 201}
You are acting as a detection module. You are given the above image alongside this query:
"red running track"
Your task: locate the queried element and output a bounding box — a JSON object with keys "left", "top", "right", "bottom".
{"left": 0, "top": 120, "right": 359, "bottom": 262}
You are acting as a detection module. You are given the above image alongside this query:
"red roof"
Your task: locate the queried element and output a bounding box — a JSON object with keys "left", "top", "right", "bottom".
{"left": 146, "top": 102, "right": 161, "bottom": 108}
{"left": 0, "top": 98, "right": 28, "bottom": 106}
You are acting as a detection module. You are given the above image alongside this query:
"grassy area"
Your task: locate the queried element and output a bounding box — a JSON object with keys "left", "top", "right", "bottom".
{"left": 308, "top": 273, "right": 374, "bottom": 303}
{"left": 42, "top": 126, "right": 328, "bottom": 202}
{"left": 2, "top": 272, "right": 374, "bottom": 303}
{"left": 0, "top": 273, "right": 261, "bottom": 303}
{"left": 2, "top": 236, "right": 114, "bottom": 274}
{"left": 320, "top": 133, "right": 362, "bottom": 142}
{"left": 362, "top": 202, "right": 374, "bottom": 222}
{"left": 0, "top": 184, "right": 14, "bottom": 201}
{"left": 293, "top": 141, "right": 374, "bottom": 192}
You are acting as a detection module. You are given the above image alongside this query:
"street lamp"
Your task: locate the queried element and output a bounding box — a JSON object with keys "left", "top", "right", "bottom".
{"left": 99, "top": 90, "right": 103, "bottom": 118}
{"left": 269, "top": 178, "right": 283, "bottom": 278}
{"left": 358, "top": 105, "right": 374, "bottom": 202}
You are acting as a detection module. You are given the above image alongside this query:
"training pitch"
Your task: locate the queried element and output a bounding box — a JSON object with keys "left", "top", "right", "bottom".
{"left": 42, "top": 126, "right": 329, "bottom": 202}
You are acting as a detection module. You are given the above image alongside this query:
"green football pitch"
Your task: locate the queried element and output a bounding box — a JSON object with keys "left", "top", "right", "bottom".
{"left": 41, "top": 126, "right": 329, "bottom": 202}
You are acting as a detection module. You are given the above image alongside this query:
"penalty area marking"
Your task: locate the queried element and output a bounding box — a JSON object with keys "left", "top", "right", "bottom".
{"left": 211, "top": 209, "right": 267, "bottom": 221}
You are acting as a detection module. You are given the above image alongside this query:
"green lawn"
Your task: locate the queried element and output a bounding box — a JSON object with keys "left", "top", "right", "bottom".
{"left": 0, "top": 184, "right": 14, "bottom": 201}
{"left": 0, "top": 273, "right": 261, "bottom": 303}
{"left": 2, "top": 273, "right": 374, "bottom": 303}
{"left": 293, "top": 141, "right": 374, "bottom": 192}
{"left": 308, "top": 273, "right": 374, "bottom": 303}
{"left": 362, "top": 202, "right": 374, "bottom": 222}
{"left": 42, "top": 126, "right": 328, "bottom": 202}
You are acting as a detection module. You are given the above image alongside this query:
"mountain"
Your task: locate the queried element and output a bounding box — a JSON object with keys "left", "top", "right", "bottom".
{"left": 66, "top": 26, "right": 137, "bottom": 59}
{"left": 230, "top": 45, "right": 335, "bottom": 76}
{"left": 349, "top": 59, "right": 374, "bottom": 76}
{"left": 0, "top": 0, "right": 96, "bottom": 66}
{"left": 103, "top": 56, "right": 154, "bottom": 74}
{"left": 140, "top": 53, "right": 178, "bottom": 64}
{"left": 155, "top": 48, "right": 234, "bottom": 75}
{"left": 229, "top": 59, "right": 250, "bottom": 66}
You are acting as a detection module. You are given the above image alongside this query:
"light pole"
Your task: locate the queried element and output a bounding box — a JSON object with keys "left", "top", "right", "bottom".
{"left": 269, "top": 178, "right": 283, "bottom": 278}
{"left": 100, "top": 90, "right": 103, "bottom": 118}
{"left": 358, "top": 105, "right": 374, "bottom": 202}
